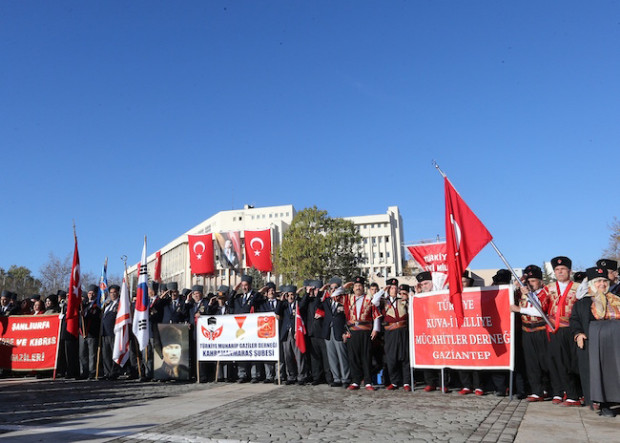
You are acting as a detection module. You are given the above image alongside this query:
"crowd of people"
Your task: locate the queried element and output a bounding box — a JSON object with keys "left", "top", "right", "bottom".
{"left": 1, "top": 256, "right": 618, "bottom": 418}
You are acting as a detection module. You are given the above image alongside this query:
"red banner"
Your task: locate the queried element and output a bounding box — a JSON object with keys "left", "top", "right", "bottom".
{"left": 188, "top": 234, "right": 215, "bottom": 275}
{"left": 0, "top": 315, "right": 61, "bottom": 371}
{"left": 410, "top": 286, "right": 514, "bottom": 370}
{"left": 407, "top": 242, "right": 448, "bottom": 288}
{"left": 244, "top": 229, "right": 273, "bottom": 272}
{"left": 154, "top": 250, "right": 162, "bottom": 282}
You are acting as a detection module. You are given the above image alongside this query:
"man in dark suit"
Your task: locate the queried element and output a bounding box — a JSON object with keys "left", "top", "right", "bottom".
{"left": 300, "top": 279, "right": 332, "bottom": 385}
{"left": 161, "top": 282, "right": 187, "bottom": 324}
{"left": 100, "top": 285, "right": 121, "bottom": 380}
{"left": 230, "top": 275, "right": 262, "bottom": 382}
{"left": 185, "top": 285, "right": 209, "bottom": 382}
{"left": 257, "top": 282, "right": 279, "bottom": 383}
{"left": 79, "top": 285, "right": 101, "bottom": 379}
{"left": 276, "top": 285, "right": 308, "bottom": 384}
{"left": 318, "top": 277, "right": 350, "bottom": 387}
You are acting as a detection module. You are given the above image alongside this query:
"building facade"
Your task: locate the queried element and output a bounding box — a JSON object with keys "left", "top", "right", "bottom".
{"left": 128, "top": 204, "right": 405, "bottom": 293}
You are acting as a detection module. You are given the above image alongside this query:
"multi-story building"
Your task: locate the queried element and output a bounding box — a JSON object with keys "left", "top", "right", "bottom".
{"left": 128, "top": 204, "right": 405, "bottom": 292}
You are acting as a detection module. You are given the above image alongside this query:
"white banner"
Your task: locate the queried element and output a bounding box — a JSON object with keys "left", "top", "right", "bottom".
{"left": 196, "top": 313, "right": 279, "bottom": 361}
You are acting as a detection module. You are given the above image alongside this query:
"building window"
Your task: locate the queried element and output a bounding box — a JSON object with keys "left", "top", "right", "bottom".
{"left": 379, "top": 252, "right": 384, "bottom": 258}
{"left": 269, "top": 214, "right": 272, "bottom": 218}
{"left": 385, "top": 236, "right": 389, "bottom": 242}
{"left": 239, "top": 217, "right": 242, "bottom": 221}
{"left": 286, "top": 212, "right": 289, "bottom": 216}
{"left": 371, "top": 224, "right": 375, "bottom": 228}
{"left": 363, "top": 238, "right": 368, "bottom": 244}
{"left": 262, "top": 214, "right": 266, "bottom": 219}
{"left": 372, "top": 237, "right": 376, "bottom": 244}
{"left": 386, "top": 252, "right": 390, "bottom": 258}
{"left": 280, "top": 213, "right": 284, "bottom": 217}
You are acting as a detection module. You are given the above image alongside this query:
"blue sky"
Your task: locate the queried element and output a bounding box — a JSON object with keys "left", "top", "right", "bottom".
{"left": 1, "top": 1, "right": 618, "bottom": 280}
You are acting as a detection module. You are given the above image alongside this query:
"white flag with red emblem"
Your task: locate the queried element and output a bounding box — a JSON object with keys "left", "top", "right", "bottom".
{"left": 113, "top": 273, "right": 132, "bottom": 366}
{"left": 244, "top": 229, "right": 272, "bottom": 272}
{"left": 132, "top": 237, "right": 150, "bottom": 351}
{"left": 294, "top": 301, "right": 306, "bottom": 354}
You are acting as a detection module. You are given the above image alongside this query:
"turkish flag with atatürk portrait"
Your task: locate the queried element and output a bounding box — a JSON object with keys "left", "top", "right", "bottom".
{"left": 244, "top": 229, "right": 272, "bottom": 272}
{"left": 188, "top": 234, "right": 214, "bottom": 275}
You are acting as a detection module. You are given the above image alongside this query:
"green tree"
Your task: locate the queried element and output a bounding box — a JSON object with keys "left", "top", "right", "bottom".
{"left": 274, "top": 206, "right": 362, "bottom": 286}
{"left": 0, "top": 265, "right": 42, "bottom": 298}
{"left": 246, "top": 267, "right": 266, "bottom": 290}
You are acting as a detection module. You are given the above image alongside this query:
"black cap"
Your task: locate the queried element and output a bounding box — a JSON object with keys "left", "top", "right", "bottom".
{"left": 386, "top": 278, "right": 399, "bottom": 286}
{"left": 280, "top": 285, "right": 297, "bottom": 294}
{"left": 303, "top": 279, "right": 312, "bottom": 287}
{"left": 160, "top": 283, "right": 168, "bottom": 292}
{"left": 57, "top": 290, "right": 67, "bottom": 298}
{"left": 551, "top": 256, "right": 572, "bottom": 269}
{"left": 87, "top": 284, "right": 98, "bottom": 293}
{"left": 191, "top": 285, "right": 204, "bottom": 294}
{"left": 523, "top": 265, "right": 543, "bottom": 280}
{"left": 416, "top": 272, "right": 432, "bottom": 283}
{"left": 181, "top": 288, "right": 191, "bottom": 297}
{"left": 264, "top": 282, "right": 276, "bottom": 291}
{"left": 398, "top": 284, "right": 410, "bottom": 293}
{"left": 217, "top": 285, "right": 230, "bottom": 294}
{"left": 46, "top": 294, "right": 58, "bottom": 305}
{"left": 310, "top": 280, "right": 322, "bottom": 289}
{"left": 492, "top": 269, "right": 512, "bottom": 285}
{"left": 1, "top": 290, "right": 9, "bottom": 298}
{"left": 241, "top": 275, "right": 253, "bottom": 285}
{"left": 596, "top": 259, "right": 618, "bottom": 272}
{"left": 328, "top": 277, "right": 342, "bottom": 286}
{"left": 149, "top": 282, "right": 160, "bottom": 292}
{"left": 30, "top": 294, "right": 41, "bottom": 301}
{"left": 353, "top": 276, "right": 366, "bottom": 285}
{"left": 573, "top": 271, "right": 587, "bottom": 283}
{"left": 167, "top": 282, "right": 178, "bottom": 291}
{"left": 109, "top": 285, "right": 120, "bottom": 292}
{"left": 586, "top": 266, "right": 609, "bottom": 281}
{"left": 10, "top": 292, "right": 17, "bottom": 301}
{"left": 159, "top": 326, "right": 183, "bottom": 347}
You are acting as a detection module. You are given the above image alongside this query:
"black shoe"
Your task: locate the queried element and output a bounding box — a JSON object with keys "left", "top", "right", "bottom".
{"left": 250, "top": 378, "right": 259, "bottom": 384}
{"left": 238, "top": 378, "right": 249, "bottom": 383}
{"left": 297, "top": 380, "right": 306, "bottom": 385}
{"left": 263, "top": 379, "right": 273, "bottom": 384}
{"left": 311, "top": 380, "right": 321, "bottom": 386}
{"left": 285, "top": 380, "right": 295, "bottom": 385}
{"left": 600, "top": 407, "right": 617, "bottom": 417}
{"left": 494, "top": 391, "right": 507, "bottom": 397}
{"left": 330, "top": 382, "right": 342, "bottom": 388}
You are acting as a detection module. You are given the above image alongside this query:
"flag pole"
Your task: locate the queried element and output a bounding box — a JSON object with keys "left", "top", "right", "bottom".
{"left": 488, "top": 240, "right": 554, "bottom": 330}
{"left": 433, "top": 161, "right": 553, "bottom": 329}
{"left": 123, "top": 255, "right": 142, "bottom": 379}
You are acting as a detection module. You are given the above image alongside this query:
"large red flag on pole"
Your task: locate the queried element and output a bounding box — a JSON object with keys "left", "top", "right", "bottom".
{"left": 66, "top": 230, "right": 81, "bottom": 338}
{"left": 188, "top": 234, "right": 215, "bottom": 275}
{"left": 444, "top": 177, "right": 493, "bottom": 326}
{"left": 244, "top": 229, "right": 273, "bottom": 272}
{"left": 154, "top": 250, "right": 162, "bottom": 282}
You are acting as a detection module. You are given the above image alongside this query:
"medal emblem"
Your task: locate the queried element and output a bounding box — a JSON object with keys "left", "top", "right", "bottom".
{"left": 234, "top": 316, "right": 246, "bottom": 338}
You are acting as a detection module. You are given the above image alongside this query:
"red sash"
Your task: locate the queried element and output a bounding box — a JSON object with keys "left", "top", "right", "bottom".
{"left": 549, "top": 281, "right": 573, "bottom": 333}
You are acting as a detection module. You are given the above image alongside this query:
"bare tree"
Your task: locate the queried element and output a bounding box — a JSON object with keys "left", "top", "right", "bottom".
{"left": 39, "top": 253, "right": 72, "bottom": 294}
{"left": 602, "top": 217, "right": 620, "bottom": 261}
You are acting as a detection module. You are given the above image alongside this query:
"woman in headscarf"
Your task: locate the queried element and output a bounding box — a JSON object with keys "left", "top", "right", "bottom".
{"left": 581, "top": 266, "right": 620, "bottom": 417}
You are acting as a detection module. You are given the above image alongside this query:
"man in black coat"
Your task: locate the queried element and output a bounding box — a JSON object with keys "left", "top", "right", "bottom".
{"left": 79, "top": 285, "right": 101, "bottom": 379}
{"left": 161, "top": 282, "right": 188, "bottom": 324}
{"left": 300, "top": 279, "right": 332, "bottom": 385}
{"left": 318, "top": 277, "right": 350, "bottom": 387}
{"left": 100, "top": 285, "right": 121, "bottom": 380}
{"left": 276, "top": 285, "right": 308, "bottom": 384}
{"left": 229, "top": 275, "right": 262, "bottom": 382}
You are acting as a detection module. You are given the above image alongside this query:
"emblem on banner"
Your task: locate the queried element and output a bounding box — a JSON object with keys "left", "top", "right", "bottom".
{"left": 201, "top": 317, "right": 223, "bottom": 340}
{"left": 234, "top": 316, "right": 246, "bottom": 338}
{"left": 257, "top": 316, "right": 276, "bottom": 338}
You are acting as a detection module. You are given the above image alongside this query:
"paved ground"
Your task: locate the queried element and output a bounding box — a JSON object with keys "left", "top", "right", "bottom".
{"left": 0, "top": 377, "right": 617, "bottom": 442}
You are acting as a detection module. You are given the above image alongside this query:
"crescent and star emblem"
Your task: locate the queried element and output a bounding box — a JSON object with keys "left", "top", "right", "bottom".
{"left": 72, "top": 264, "right": 81, "bottom": 296}
{"left": 250, "top": 237, "right": 264, "bottom": 256}
{"left": 450, "top": 214, "right": 461, "bottom": 257}
{"left": 193, "top": 241, "right": 206, "bottom": 260}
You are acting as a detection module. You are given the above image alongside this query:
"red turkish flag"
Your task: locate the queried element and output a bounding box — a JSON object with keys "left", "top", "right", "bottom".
{"left": 244, "top": 229, "right": 272, "bottom": 272}
{"left": 66, "top": 237, "right": 81, "bottom": 338}
{"left": 445, "top": 177, "right": 493, "bottom": 326}
{"left": 154, "top": 250, "right": 161, "bottom": 282}
{"left": 294, "top": 301, "right": 306, "bottom": 354}
{"left": 188, "top": 234, "right": 214, "bottom": 275}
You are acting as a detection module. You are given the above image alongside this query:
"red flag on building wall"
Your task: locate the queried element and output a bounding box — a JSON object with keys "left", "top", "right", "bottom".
{"left": 244, "top": 229, "right": 273, "bottom": 272}
{"left": 66, "top": 235, "right": 81, "bottom": 338}
{"left": 445, "top": 177, "right": 492, "bottom": 326}
{"left": 154, "top": 250, "right": 161, "bottom": 282}
{"left": 188, "top": 234, "right": 215, "bottom": 275}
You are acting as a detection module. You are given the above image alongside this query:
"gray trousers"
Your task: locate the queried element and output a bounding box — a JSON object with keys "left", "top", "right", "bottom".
{"left": 101, "top": 335, "right": 120, "bottom": 378}
{"left": 79, "top": 336, "right": 98, "bottom": 378}
{"left": 326, "top": 334, "right": 350, "bottom": 384}
{"left": 283, "top": 332, "right": 307, "bottom": 382}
